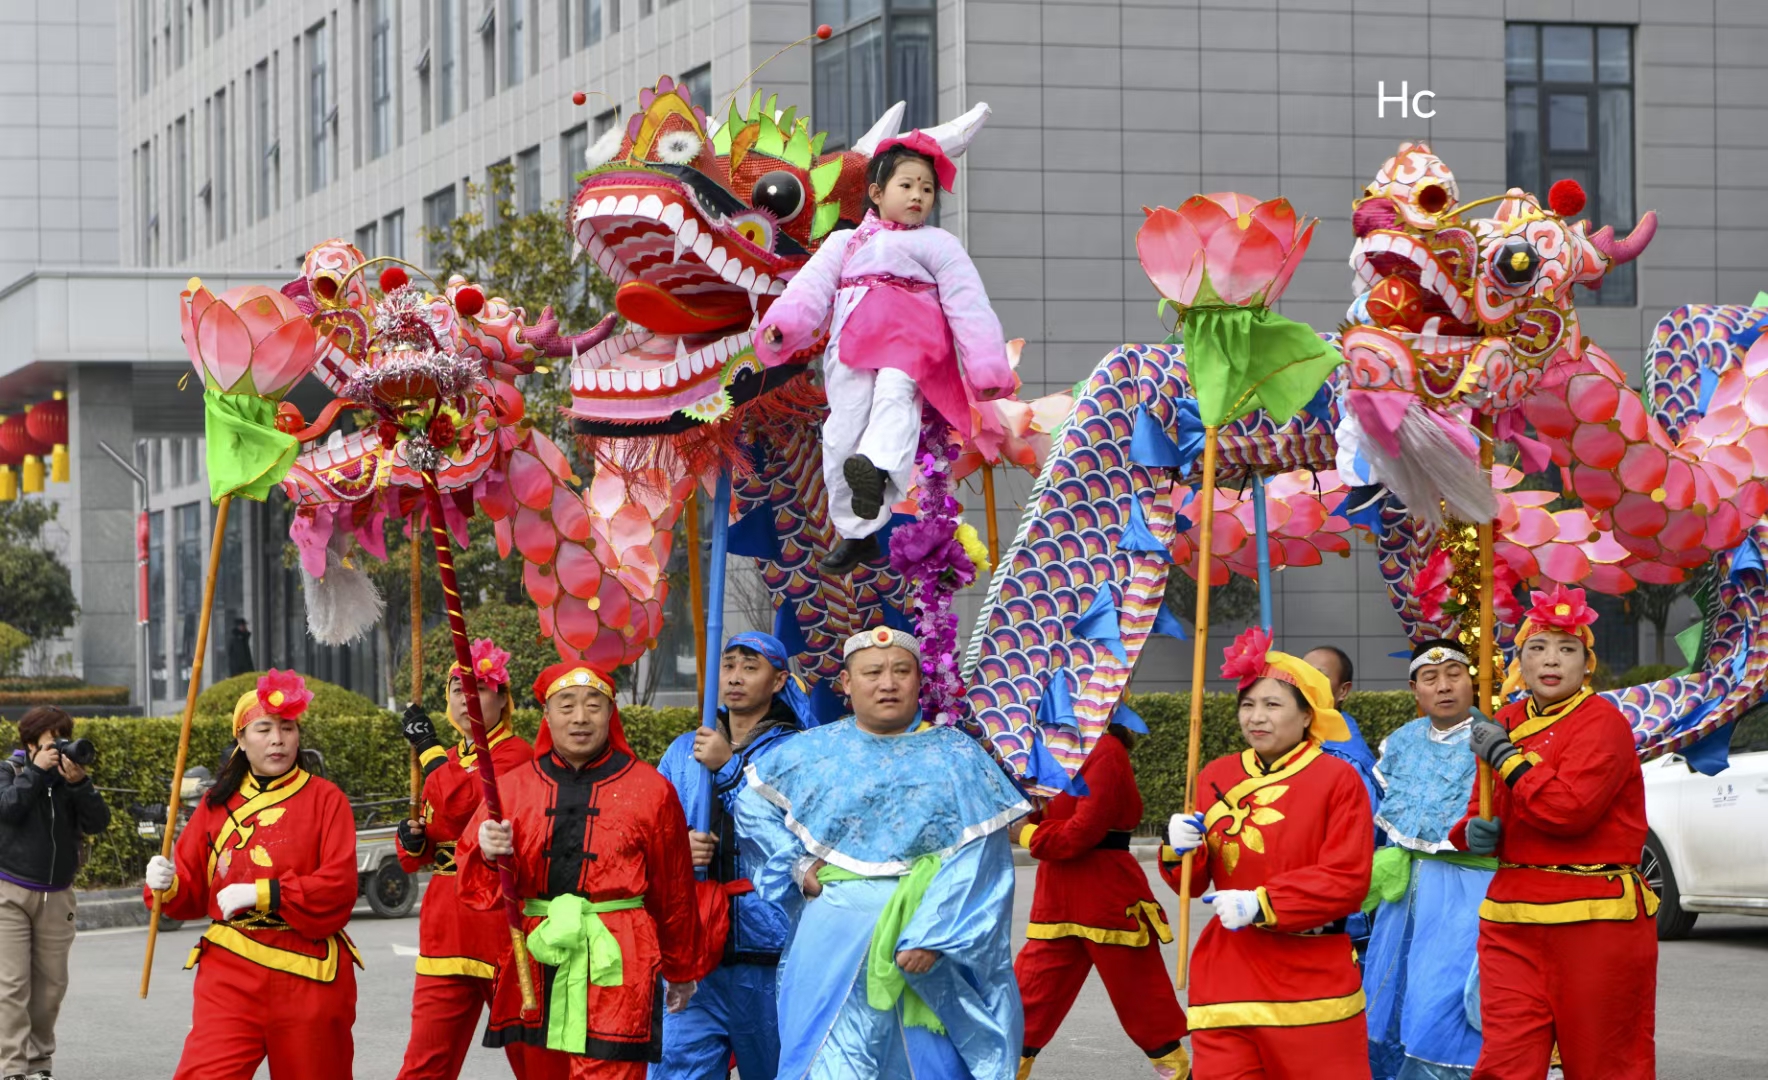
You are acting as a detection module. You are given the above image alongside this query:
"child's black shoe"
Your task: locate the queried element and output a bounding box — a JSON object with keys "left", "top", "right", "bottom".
{"left": 820, "top": 535, "right": 880, "bottom": 574}
{"left": 843, "top": 454, "right": 888, "bottom": 521}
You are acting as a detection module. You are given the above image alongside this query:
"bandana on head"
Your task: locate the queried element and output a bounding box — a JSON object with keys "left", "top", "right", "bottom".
{"left": 874, "top": 131, "right": 957, "bottom": 192}
{"left": 233, "top": 669, "right": 313, "bottom": 734}
{"left": 842, "top": 627, "right": 922, "bottom": 664}
{"left": 1219, "top": 627, "right": 1351, "bottom": 744}
{"left": 725, "top": 631, "right": 789, "bottom": 671}
{"left": 1408, "top": 639, "right": 1472, "bottom": 678}
{"left": 531, "top": 662, "right": 629, "bottom": 760}
{"left": 450, "top": 638, "right": 512, "bottom": 689}
{"left": 1502, "top": 584, "right": 1599, "bottom": 696}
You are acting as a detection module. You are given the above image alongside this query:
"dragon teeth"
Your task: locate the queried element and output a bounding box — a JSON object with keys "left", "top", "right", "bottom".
{"left": 755, "top": 273, "right": 771, "bottom": 294}
{"left": 637, "top": 195, "right": 663, "bottom": 220}
{"left": 661, "top": 202, "right": 684, "bottom": 230}
{"left": 679, "top": 218, "right": 699, "bottom": 247}
{"left": 707, "top": 247, "right": 727, "bottom": 275}
{"left": 736, "top": 267, "right": 756, "bottom": 290}
{"left": 614, "top": 195, "right": 639, "bottom": 217}
{"left": 693, "top": 233, "right": 713, "bottom": 260}
{"left": 720, "top": 257, "right": 743, "bottom": 284}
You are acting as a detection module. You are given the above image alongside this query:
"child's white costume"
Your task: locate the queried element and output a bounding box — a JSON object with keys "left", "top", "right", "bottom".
{"left": 755, "top": 105, "right": 1015, "bottom": 545}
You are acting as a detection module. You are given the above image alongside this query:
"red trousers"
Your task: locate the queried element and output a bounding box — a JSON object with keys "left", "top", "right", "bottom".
{"left": 1017, "top": 935, "right": 1188, "bottom": 1056}
{"left": 397, "top": 973, "right": 571, "bottom": 1079}
{"left": 172, "top": 947, "right": 355, "bottom": 1080}
{"left": 1473, "top": 917, "right": 1656, "bottom": 1079}
{"left": 1190, "top": 1014, "right": 1369, "bottom": 1080}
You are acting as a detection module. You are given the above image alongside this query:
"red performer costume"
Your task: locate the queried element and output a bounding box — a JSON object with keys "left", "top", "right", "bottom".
{"left": 1448, "top": 585, "right": 1656, "bottom": 1080}
{"left": 1160, "top": 630, "right": 1373, "bottom": 1080}
{"left": 142, "top": 672, "right": 361, "bottom": 1080}
{"left": 395, "top": 639, "right": 558, "bottom": 1080}
{"left": 457, "top": 663, "right": 709, "bottom": 1079}
{"left": 1014, "top": 727, "right": 1190, "bottom": 1080}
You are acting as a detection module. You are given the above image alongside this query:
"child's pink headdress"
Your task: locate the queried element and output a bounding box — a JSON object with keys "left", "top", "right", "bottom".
{"left": 870, "top": 103, "right": 993, "bottom": 194}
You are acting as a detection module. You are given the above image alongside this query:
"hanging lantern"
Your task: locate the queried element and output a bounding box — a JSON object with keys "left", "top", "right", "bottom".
{"left": 0, "top": 419, "right": 20, "bottom": 502}
{"left": 2, "top": 411, "right": 49, "bottom": 495}
{"left": 25, "top": 392, "right": 68, "bottom": 484}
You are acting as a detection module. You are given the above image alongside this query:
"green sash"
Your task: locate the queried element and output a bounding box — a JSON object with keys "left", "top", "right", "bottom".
{"left": 523, "top": 894, "right": 646, "bottom": 1054}
{"left": 1362, "top": 845, "right": 1499, "bottom": 914}
{"left": 816, "top": 855, "right": 946, "bottom": 1033}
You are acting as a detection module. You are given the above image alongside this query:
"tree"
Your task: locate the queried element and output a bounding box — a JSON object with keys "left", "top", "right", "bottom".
{"left": 0, "top": 502, "right": 78, "bottom": 662}
{"left": 1163, "top": 570, "right": 1262, "bottom": 632}
{"left": 1626, "top": 580, "right": 1692, "bottom": 666}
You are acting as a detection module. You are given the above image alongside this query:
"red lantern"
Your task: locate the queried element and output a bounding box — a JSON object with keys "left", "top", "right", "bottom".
{"left": 0, "top": 417, "right": 23, "bottom": 502}
{"left": 0, "top": 414, "right": 47, "bottom": 461}
{"left": 25, "top": 393, "right": 68, "bottom": 483}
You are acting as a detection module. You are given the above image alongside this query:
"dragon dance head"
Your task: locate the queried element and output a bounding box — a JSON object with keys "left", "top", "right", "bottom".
{"left": 564, "top": 77, "right": 922, "bottom": 435}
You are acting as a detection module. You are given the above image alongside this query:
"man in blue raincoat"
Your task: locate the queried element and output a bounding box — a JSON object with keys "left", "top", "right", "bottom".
{"left": 653, "top": 631, "right": 812, "bottom": 1079}
{"left": 737, "top": 626, "right": 1029, "bottom": 1080}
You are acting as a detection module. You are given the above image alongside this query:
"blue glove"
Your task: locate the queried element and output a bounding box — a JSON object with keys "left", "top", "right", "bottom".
{"left": 1465, "top": 815, "right": 1501, "bottom": 856}
{"left": 1167, "top": 811, "right": 1206, "bottom": 855}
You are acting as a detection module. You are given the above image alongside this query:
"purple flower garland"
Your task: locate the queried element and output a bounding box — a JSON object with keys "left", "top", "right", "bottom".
{"left": 888, "top": 406, "right": 976, "bottom": 726}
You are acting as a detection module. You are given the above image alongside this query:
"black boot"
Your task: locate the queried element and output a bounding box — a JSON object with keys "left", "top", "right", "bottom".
{"left": 844, "top": 454, "right": 889, "bottom": 522}
{"left": 820, "top": 535, "right": 880, "bottom": 574}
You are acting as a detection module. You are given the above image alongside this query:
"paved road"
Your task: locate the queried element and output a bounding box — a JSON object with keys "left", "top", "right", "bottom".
{"left": 55, "top": 866, "right": 1768, "bottom": 1078}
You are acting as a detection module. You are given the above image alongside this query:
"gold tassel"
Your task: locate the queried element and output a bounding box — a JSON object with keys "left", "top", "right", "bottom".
{"left": 20, "top": 456, "right": 42, "bottom": 495}
{"left": 50, "top": 444, "right": 67, "bottom": 483}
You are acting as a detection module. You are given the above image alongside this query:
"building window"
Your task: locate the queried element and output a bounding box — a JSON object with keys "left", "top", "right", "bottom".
{"left": 813, "top": 0, "right": 935, "bottom": 152}
{"left": 592, "top": 106, "right": 621, "bottom": 140}
{"left": 214, "top": 88, "right": 229, "bottom": 241}
{"left": 148, "top": 508, "right": 167, "bottom": 703}
{"left": 1506, "top": 23, "right": 1635, "bottom": 306}
{"left": 506, "top": 0, "right": 526, "bottom": 86}
{"left": 369, "top": 0, "right": 393, "bottom": 158}
{"left": 176, "top": 503, "right": 203, "bottom": 688}
{"left": 561, "top": 123, "right": 588, "bottom": 198}
{"left": 639, "top": 0, "right": 652, "bottom": 16}
{"left": 480, "top": 5, "right": 497, "bottom": 99}
{"left": 680, "top": 64, "right": 711, "bottom": 114}
{"left": 306, "top": 22, "right": 330, "bottom": 192}
{"left": 254, "top": 60, "right": 276, "bottom": 220}
{"left": 173, "top": 117, "right": 190, "bottom": 262}
{"left": 137, "top": 0, "right": 152, "bottom": 93}
{"left": 355, "top": 221, "right": 379, "bottom": 256}
{"left": 425, "top": 184, "right": 458, "bottom": 267}
{"left": 517, "top": 145, "right": 542, "bottom": 215}
{"left": 174, "top": 0, "right": 187, "bottom": 68}
{"left": 487, "top": 157, "right": 512, "bottom": 222}
{"left": 382, "top": 208, "right": 405, "bottom": 258}
{"left": 579, "top": 0, "right": 601, "bottom": 46}
{"left": 136, "top": 141, "right": 155, "bottom": 264}
{"left": 609, "top": 0, "right": 620, "bottom": 35}
{"left": 438, "top": 0, "right": 458, "bottom": 122}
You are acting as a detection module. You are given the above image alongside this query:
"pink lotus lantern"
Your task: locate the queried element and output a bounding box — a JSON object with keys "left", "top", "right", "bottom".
{"left": 181, "top": 282, "right": 322, "bottom": 399}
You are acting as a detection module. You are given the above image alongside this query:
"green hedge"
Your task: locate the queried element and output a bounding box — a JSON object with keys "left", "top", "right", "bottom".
{"left": 0, "top": 686, "right": 130, "bottom": 706}
{"left": 194, "top": 672, "right": 384, "bottom": 721}
{"left": 0, "top": 677, "right": 87, "bottom": 692}
{"left": 68, "top": 692, "right": 1419, "bottom": 887}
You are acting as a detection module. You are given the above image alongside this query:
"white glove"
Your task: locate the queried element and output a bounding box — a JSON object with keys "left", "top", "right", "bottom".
{"left": 145, "top": 855, "right": 175, "bottom": 892}
{"left": 1167, "top": 811, "right": 1206, "bottom": 855}
{"left": 216, "top": 882, "right": 259, "bottom": 919}
{"left": 1204, "top": 889, "right": 1263, "bottom": 931}
{"left": 479, "top": 818, "right": 515, "bottom": 857}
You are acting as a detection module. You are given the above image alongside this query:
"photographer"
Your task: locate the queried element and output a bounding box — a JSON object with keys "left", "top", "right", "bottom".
{"left": 0, "top": 706, "right": 109, "bottom": 1080}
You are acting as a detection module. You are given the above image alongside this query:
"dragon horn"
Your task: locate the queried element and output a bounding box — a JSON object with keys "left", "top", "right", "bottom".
{"left": 919, "top": 102, "right": 991, "bottom": 162}
{"left": 1588, "top": 210, "right": 1657, "bottom": 266}
{"left": 852, "top": 101, "right": 906, "bottom": 155}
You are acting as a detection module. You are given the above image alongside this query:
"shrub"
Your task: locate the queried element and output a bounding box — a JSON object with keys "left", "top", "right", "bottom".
{"left": 394, "top": 603, "right": 555, "bottom": 714}
{"left": 0, "top": 622, "right": 27, "bottom": 677}
{"left": 194, "top": 672, "right": 384, "bottom": 721}
{"left": 0, "top": 676, "right": 88, "bottom": 692}
{"left": 0, "top": 686, "right": 130, "bottom": 706}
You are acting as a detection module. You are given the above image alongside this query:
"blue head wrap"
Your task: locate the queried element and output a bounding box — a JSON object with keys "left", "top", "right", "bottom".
{"left": 724, "top": 631, "right": 819, "bottom": 727}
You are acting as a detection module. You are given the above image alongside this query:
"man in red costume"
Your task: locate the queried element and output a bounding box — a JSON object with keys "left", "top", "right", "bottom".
{"left": 1450, "top": 584, "right": 1656, "bottom": 1079}
{"left": 459, "top": 662, "right": 710, "bottom": 1079}
{"left": 1014, "top": 722, "right": 1190, "bottom": 1079}
{"left": 395, "top": 638, "right": 549, "bottom": 1079}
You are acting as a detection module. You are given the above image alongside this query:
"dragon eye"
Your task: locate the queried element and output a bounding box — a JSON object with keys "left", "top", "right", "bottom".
{"left": 729, "top": 212, "right": 777, "bottom": 251}
{"left": 751, "top": 171, "right": 806, "bottom": 223}
{"left": 1494, "top": 238, "right": 1540, "bottom": 287}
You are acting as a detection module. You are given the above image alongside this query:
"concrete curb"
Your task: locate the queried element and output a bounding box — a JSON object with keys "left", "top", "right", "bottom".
{"left": 74, "top": 886, "right": 167, "bottom": 932}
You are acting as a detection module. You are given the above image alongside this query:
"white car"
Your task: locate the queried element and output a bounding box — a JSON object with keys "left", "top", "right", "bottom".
{"left": 1641, "top": 708, "right": 1768, "bottom": 939}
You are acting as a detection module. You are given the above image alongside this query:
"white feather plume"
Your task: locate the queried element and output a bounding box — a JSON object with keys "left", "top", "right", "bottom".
{"left": 303, "top": 547, "right": 385, "bottom": 646}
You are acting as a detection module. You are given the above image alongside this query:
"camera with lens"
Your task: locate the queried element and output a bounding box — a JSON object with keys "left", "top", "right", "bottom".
{"left": 53, "top": 737, "right": 96, "bottom": 767}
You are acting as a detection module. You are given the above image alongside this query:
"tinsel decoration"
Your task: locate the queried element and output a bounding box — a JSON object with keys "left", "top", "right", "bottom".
{"left": 1416, "top": 519, "right": 1522, "bottom": 686}
{"left": 887, "top": 407, "right": 975, "bottom": 727}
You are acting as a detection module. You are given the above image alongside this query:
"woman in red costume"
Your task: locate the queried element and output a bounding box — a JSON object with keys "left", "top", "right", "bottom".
{"left": 458, "top": 662, "right": 709, "bottom": 1078}
{"left": 1160, "top": 628, "right": 1374, "bottom": 1080}
{"left": 141, "top": 670, "right": 360, "bottom": 1079}
{"left": 1450, "top": 584, "right": 1656, "bottom": 1079}
{"left": 395, "top": 638, "right": 555, "bottom": 1079}
{"left": 1014, "top": 721, "right": 1191, "bottom": 1079}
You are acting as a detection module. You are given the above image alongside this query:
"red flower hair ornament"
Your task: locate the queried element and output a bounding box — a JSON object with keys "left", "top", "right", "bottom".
{"left": 1519, "top": 583, "right": 1598, "bottom": 640}
{"left": 1220, "top": 626, "right": 1275, "bottom": 690}
{"left": 451, "top": 638, "right": 512, "bottom": 689}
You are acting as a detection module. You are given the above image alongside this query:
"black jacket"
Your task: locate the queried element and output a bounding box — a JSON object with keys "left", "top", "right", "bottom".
{"left": 0, "top": 751, "right": 111, "bottom": 888}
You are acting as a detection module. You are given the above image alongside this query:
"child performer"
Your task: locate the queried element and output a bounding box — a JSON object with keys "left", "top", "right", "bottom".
{"left": 1162, "top": 628, "right": 1374, "bottom": 1080}
{"left": 756, "top": 105, "right": 1017, "bottom": 574}
{"left": 142, "top": 671, "right": 361, "bottom": 1080}
{"left": 1449, "top": 585, "right": 1656, "bottom": 1080}
{"left": 459, "top": 663, "right": 710, "bottom": 1078}
{"left": 395, "top": 639, "right": 556, "bottom": 1080}
{"left": 1014, "top": 722, "right": 1191, "bottom": 1080}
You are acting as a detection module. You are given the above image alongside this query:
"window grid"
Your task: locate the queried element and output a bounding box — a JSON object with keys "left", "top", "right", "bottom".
{"left": 517, "top": 145, "right": 542, "bottom": 216}
{"left": 579, "top": 0, "right": 601, "bottom": 46}
{"left": 561, "top": 123, "right": 588, "bottom": 199}
{"left": 507, "top": 0, "right": 526, "bottom": 86}
{"left": 307, "top": 23, "right": 330, "bottom": 193}
{"left": 438, "top": 0, "right": 458, "bottom": 123}
{"left": 812, "top": 0, "right": 936, "bottom": 153}
{"left": 369, "top": 0, "right": 393, "bottom": 158}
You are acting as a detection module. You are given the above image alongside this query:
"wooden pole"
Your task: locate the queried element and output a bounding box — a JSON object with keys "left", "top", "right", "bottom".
{"left": 409, "top": 538, "right": 424, "bottom": 820}
{"left": 686, "top": 485, "right": 707, "bottom": 695}
{"left": 1477, "top": 412, "right": 1497, "bottom": 820}
{"left": 422, "top": 475, "right": 539, "bottom": 1014}
{"left": 981, "top": 463, "right": 1002, "bottom": 568}
{"left": 141, "top": 494, "right": 232, "bottom": 998}
{"left": 1175, "top": 428, "right": 1220, "bottom": 992}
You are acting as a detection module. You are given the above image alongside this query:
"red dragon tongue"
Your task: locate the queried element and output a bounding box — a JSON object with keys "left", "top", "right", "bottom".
{"left": 615, "top": 280, "right": 753, "bottom": 336}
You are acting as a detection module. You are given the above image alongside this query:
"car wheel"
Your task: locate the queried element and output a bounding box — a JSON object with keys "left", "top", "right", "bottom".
{"left": 1641, "top": 833, "right": 1697, "bottom": 941}
{"left": 365, "top": 859, "right": 416, "bottom": 918}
